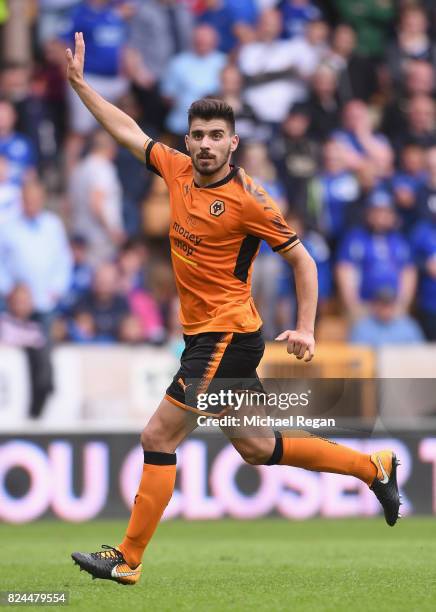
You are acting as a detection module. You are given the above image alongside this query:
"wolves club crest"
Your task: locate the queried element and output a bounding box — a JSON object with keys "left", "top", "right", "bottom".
{"left": 210, "top": 200, "right": 225, "bottom": 217}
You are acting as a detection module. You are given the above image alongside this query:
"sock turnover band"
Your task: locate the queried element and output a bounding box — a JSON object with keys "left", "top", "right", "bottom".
{"left": 143, "top": 450, "right": 177, "bottom": 465}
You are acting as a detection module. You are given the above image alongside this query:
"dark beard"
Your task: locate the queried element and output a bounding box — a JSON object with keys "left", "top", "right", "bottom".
{"left": 191, "top": 145, "right": 232, "bottom": 176}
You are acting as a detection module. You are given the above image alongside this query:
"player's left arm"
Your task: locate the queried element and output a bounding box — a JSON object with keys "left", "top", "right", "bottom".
{"left": 239, "top": 186, "right": 317, "bottom": 361}
{"left": 275, "top": 243, "right": 318, "bottom": 362}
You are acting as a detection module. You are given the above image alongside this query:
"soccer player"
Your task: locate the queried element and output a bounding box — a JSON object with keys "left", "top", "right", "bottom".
{"left": 67, "top": 33, "right": 401, "bottom": 585}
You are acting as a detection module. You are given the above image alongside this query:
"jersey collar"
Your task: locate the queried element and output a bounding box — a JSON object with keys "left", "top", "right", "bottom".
{"left": 193, "top": 166, "right": 239, "bottom": 189}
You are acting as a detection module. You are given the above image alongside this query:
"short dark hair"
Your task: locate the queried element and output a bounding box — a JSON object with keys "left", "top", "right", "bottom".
{"left": 188, "top": 98, "right": 235, "bottom": 133}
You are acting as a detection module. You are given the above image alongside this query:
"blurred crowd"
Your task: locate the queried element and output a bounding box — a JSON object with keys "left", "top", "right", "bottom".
{"left": 0, "top": 0, "right": 436, "bottom": 356}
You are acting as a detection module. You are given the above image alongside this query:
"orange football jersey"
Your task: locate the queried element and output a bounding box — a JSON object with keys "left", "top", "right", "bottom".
{"left": 145, "top": 140, "right": 300, "bottom": 334}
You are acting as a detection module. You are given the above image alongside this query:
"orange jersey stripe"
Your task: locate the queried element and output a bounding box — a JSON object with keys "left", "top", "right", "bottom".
{"left": 197, "top": 332, "right": 233, "bottom": 395}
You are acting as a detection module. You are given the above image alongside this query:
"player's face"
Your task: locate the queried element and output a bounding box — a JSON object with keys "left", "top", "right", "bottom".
{"left": 186, "top": 118, "right": 239, "bottom": 177}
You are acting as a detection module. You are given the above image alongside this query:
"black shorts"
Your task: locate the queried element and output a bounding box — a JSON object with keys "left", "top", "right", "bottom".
{"left": 165, "top": 330, "right": 265, "bottom": 417}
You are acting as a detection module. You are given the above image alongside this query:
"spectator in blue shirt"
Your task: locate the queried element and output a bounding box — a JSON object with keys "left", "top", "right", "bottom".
{"left": 60, "top": 0, "right": 130, "bottom": 166}
{"left": 308, "top": 139, "right": 360, "bottom": 245}
{"left": 161, "top": 24, "right": 227, "bottom": 139}
{"left": 417, "top": 145, "right": 436, "bottom": 224}
{"left": 332, "top": 99, "right": 392, "bottom": 176}
{"left": 277, "top": 212, "right": 332, "bottom": 330}
{"left": 0, "top": 99, "right": 36, "bottom": 183}
{"left": 410, "top": 220, "right": 436, "bottom": 339}
{"left": 197, "top": 0, "right": 258, "bottom": 53}
{"left": 392, "top": 143, "right": 426, "bottom": 232}
{"left": 336, "top": 189, "right": 417, "bottom": 320}
{"left": 58, "top": 233, "right": 93, "bottom": 315}
{"left": 0, "top": 180, "right": 72, "bottom": 319}
{"left": 62, "top": 0, "right": 127, "bottom": 78}
{"left": 411, "top": 146, "right": 436, "bottom": 339}
{"left": 349, "top": 285, "right": 425, "bottom": 347}
{"left": 279, "top": 0, "right": 322, "bottom": 40}
{"left": 71, "top": 261, "right": 130, "bottom": 341}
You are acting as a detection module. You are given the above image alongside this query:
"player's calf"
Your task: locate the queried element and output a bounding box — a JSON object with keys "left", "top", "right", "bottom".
{"left": 231, "top": 436, "right": 275, "bottom": 465}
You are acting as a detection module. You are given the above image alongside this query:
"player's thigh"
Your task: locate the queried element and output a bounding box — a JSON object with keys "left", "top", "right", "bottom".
{"left": 141, "top": 397, "right": 198, "bottom": 453}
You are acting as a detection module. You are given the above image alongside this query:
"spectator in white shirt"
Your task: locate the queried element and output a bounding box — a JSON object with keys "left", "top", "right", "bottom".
{"left": 69, "top": 129, "right": 125, "bottom": 266}
{"left": 0, "top": 179, "right": 72, "bottom": 317}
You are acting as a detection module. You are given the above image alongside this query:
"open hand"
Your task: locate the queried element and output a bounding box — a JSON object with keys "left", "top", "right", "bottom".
{"left": 275, "top": 329, "right": 315, "bottom": 362}
{"left": 66, "top": 32, "right": 85, "bottom": 86}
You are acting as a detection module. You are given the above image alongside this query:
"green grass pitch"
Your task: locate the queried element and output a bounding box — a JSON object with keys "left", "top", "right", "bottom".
{"left": 1, "top": 518, "right": 436, "bottom": 611}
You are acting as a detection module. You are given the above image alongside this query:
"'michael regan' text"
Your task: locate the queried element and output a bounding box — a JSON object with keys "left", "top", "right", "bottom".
{"left": 197, "top": 415, "right": 336, "bottom": 429}
{"left": 243, "top": 416, "right": 335, "bottom": 428}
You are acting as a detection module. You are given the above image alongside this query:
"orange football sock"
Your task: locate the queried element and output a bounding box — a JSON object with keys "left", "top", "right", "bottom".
{"left": 279, "top": 432, "right": 377, "bottom": 485}
{"left": 118, "top": 451, "right": 176, "bottom": 569}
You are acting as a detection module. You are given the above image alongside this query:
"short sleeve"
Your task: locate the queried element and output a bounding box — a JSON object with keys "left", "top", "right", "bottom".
{"left": 241, "top": 189, "right": 299, "bottom": 253}
{"left": 144, "top": 140, "right": 191, "bottom": 185}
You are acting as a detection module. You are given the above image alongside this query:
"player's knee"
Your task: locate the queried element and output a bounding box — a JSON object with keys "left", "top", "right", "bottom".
{"left": 140, "top": 426, "right": 170, "bottom": 453}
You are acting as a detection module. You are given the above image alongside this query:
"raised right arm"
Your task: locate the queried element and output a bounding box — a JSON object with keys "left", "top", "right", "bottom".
{"left": 66, "top": 32, "right": 150, "bottom": 161}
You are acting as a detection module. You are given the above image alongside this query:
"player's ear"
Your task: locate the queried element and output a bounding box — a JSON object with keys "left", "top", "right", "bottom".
{"left": 184, "top": 134, "right": 190, "bottom": 153}
{"left": 230, "top": 134, "right": 239, "bottom": 153}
